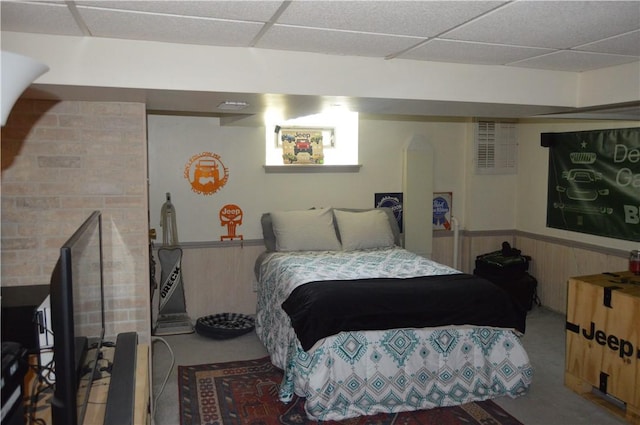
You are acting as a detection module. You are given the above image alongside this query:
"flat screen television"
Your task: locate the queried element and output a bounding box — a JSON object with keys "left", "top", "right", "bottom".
{"left": 49, "top": 210, "right": 105, "bottom": 425}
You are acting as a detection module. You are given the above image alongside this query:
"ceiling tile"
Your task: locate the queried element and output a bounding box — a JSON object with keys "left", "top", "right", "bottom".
{"left": 0, "top": 1, "right": 84, "bottom": 36}
{"left": 576, "top": 30, "right": 640, "bottom": 56}
{"left": 75, "top": 0, "right": 284, "bottom": 22}
{"left": 444, "top": 0, "right": 640, "bottom": 49}
{"left": 277, "top": 1, "right": 506, "bottom": 37}
{"left": 256, "top": 24, "right": 423, "bottom": 57}
{"left": 400, "top": 39, "right": 556, "bottom": 65}
{"left": 511, "top": 50, "right": 640, "bottom": 72}
{"left": 76, "top": 7, "right": 263, "bottom": 47}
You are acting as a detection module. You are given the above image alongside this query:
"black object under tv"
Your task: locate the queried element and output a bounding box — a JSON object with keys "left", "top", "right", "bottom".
{"left": 50, "top": 211, "right": 105, "bottom": 425}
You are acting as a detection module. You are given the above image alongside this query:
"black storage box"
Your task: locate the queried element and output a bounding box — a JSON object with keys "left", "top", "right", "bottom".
{"left": 474, "top": 242, "right": 540, "bottom": 312}
{"left": 1, "top": 285, "right": 49, "bottom": 350}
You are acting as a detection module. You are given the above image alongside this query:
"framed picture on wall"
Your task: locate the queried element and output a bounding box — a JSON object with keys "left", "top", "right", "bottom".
{"left": 279, "top": 128, "right": 326, "bottom": 164}
{"left": 433, "top": 192, "right": 452, "bottom": 230}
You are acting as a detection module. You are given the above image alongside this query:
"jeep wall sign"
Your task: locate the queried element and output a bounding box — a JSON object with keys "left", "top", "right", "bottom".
{"left": 184, "top": 152, "right": 229, "bottom": 195}
{"left": 219, "top": 204, "right": 243, "bottom": 241}
{"left": 544, "top": 127, "right": 640, "bottom": 242}
{"left": 281, "top": 129, "right": 324, "bottom": 164}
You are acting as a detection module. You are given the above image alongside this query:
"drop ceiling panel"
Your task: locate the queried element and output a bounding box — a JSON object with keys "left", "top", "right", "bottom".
{"left": 400, "top": 39, "right": 556, "bottom": 65}
{"left": 0, "top": 1, "right": 85, "bottom": 36}
{"left": 257, "top": 25, "right": 423, "bottom": 57}
{"left": 76, "top": 7, "right": 263, "bottom": 47}
{"left": 576, "top": 30, "right": 640, "bottom": 56}
{"left": 75, "top": 0, "right": 284, "bottom": 21}
{"left": 276, "top": 1, "right": 506, "bottom": 37}
{"left": 512, "top": 50, "right": 640, "bottom": 72}
{"left": 444, "top": 1, "right": 640, "bottom": 49}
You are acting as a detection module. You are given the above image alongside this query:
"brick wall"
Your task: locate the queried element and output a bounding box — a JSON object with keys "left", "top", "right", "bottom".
{"left": 1, "top": 99, "right": 151, "bottom": 342}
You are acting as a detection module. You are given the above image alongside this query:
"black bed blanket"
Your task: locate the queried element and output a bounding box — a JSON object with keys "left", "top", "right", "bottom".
{"left": 281, "top": 273, "right": 526, "bottom": 351}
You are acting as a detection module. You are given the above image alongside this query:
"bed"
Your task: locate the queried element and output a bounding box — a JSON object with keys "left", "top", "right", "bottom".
{"left": 255, "top": 207, "right": 533, "bottom": 421}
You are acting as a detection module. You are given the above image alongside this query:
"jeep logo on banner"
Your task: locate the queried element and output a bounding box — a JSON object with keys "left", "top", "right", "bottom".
{"left": 544, "top": 127, "right": 640, "bottom": 242}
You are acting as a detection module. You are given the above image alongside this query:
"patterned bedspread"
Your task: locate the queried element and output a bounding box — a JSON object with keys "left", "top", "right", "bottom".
{"left": 255, "top": 247, "right": 533, "bottom": 420}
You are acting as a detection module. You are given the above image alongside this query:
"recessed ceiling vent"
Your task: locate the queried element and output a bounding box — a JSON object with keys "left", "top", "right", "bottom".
{"left": 474, "top": 120, "right": 517, "bottom": 175}
{"left": 217, "top": 101, "right": 249, "bottom": 111}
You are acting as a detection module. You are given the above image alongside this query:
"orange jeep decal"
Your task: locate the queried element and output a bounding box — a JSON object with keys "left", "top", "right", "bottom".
{"left": 184, "top": 152, "right": 229, "bottom": 195}
{"left": 220, "top": 204, "right": 243, "bottom": 241}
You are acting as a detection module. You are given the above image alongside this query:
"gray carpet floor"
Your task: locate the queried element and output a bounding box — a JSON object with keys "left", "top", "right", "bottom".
{"left": 151, "top": 307, "right": 630, "bottom": 425}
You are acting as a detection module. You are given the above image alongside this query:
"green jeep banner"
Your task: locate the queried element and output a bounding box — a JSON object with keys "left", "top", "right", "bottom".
{"left": 544, "top": 127, "right": 640, "bottom": 242}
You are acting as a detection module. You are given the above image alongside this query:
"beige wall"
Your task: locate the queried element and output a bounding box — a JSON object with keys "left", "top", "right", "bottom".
{"left": 1, "top": 99, "right": 151, "bottom": 343}
{"left": 147, "top": 114, "right": 471, "bottom": 242}
{"left": 145, "top": 114, "right": 636, "bottom": 319}
{"left": 147, "top": 114, "right": 639, "bottom": 247}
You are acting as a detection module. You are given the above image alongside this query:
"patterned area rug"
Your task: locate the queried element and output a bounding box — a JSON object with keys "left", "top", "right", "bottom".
{"left": 178, "top": 356, "right": 524, "bottom": 425}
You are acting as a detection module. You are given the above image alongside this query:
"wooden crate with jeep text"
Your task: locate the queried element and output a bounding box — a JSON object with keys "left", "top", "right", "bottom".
{"left": 565, "top": 271, "right": 640, "bottom": 424}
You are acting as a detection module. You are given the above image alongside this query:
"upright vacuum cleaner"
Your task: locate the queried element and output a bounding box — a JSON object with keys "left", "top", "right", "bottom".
{"left": 153, "top": 192, "right": 194, "bottom": 335}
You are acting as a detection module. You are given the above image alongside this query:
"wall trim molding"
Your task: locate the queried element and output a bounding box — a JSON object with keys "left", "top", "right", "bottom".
{"left": 456, "top": 228, "right": 628, "bottom": 258}
{"left": 513, "top": 230, "right": 629, "bottom": 258}
{"left": 159, "top": 230, "right": 628, "bottom": 258}
{"left": 156, "top": 239, "right": 264, "bottom": 249}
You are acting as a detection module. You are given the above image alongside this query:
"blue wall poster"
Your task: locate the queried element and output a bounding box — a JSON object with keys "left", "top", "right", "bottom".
{"left": 433, "top": 192, "right": 452, "bottom": 231}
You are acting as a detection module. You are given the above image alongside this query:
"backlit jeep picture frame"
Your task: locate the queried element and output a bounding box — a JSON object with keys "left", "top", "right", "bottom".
{"left": 280, "top": 128, "right": 325, "bottom": 164}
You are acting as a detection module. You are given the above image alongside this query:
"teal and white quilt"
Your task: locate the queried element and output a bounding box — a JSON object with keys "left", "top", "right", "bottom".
{"left": 255, "top": 247, "right": 533, "bottom": 421}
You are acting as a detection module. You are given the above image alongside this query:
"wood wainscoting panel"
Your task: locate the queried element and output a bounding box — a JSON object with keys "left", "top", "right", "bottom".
{"left": 432, "top": 234, "right": 455, "bottom": 269}
{"left": 152, "top": 243, "right": 265, "bottom": 322}
{"left": 515, "top": 235, "right": 628, "bottom": 314}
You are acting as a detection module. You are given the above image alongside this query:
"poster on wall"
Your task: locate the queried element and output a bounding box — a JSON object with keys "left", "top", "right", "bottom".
{"left": 544, "top": 127, "right": 640, "bottom": 242}
{"left": 433, "top": 192, "right": 452, "bottom": 230}
{"left": 281, "top": 129, "right": 324, "bottom": 164}
{"left": 375, "top": 192, "right": 403, "bottom": 232}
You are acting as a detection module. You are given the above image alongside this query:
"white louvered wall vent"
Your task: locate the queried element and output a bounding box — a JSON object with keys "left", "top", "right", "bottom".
{"left": 474, "top": 120, "right": 517, "bottom": 175}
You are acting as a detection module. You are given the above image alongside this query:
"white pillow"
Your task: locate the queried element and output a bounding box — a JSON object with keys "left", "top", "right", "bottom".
{"left": 270, "top": 209, "right": 341, "bottom": 252}
{"left": 334, "top": 209, "right": 395, "bottom": 251}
